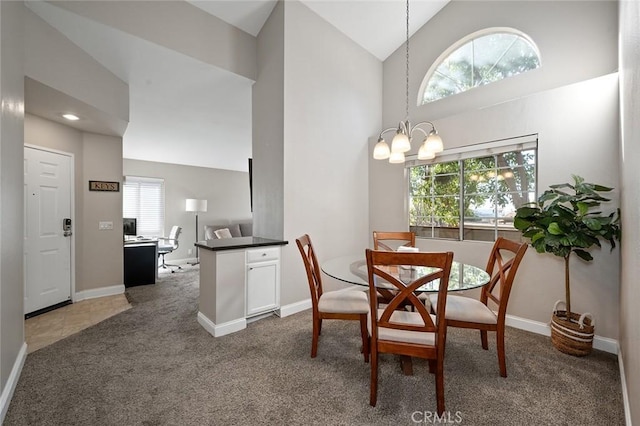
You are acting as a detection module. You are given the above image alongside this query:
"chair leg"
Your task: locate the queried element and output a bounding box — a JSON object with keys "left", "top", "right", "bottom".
{"left": 369, "top": 348, "right": 378, "bottom": 407}
{"left": 497, "top": 328, "right": 507, "bottom": 377}
{"left": 318, "top": 318, "right": 322, "bottom": 336}
{"left": 435, "top": 357, "right": 445, "bottom": 415}
{"left": 480, "top": 330, "right": 489, "bottom": 350}
{"left": 159, "top": 253, "right": 182, "bottom": 273}
{"left": 311, "top": 316, "right": 320, "bottom": 358}
{"left": 359, "top": 315, "right": 369, "bottom": 363}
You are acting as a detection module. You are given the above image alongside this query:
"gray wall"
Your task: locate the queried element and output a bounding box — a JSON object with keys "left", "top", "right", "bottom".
{"left": 123, "top": 159, "right": 252, "bottom": 261}
{"left": 252, "top": 1, "right": 284, "bottom": 241}
{"left": 371, "top": 1, "right": 621, "bottom": 339}
{"left": 81, "top": 133, "right": 123, "bottom": 290}
{"left": 280, "top": 1, "right": 382, "bottom": 304}
{"left": 51, "top": 0, "right": 257, "bottom": 81}
{"left": 24, "top": 6, "right": 128, "bottom": 126}
{"left": 619, "top": 1, "right": 640, "bottom": 423}
{"left": 0, "top": 0, "right": 24, "bottom": 409}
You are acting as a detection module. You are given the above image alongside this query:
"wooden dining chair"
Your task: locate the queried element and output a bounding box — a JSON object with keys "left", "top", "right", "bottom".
{"left": 430, "top": 237, "right": 528, "bottom": 377}
{"left": 366, "top": 249, "right": 454, "bottom": 414}
{"left": 372, "top": 231, "right": 416, "bottom": 251}
{"left": 296, "top": 234, "right": 370, "bottom": 362}
{"left": 372, "top": 231, "right": 428, "bottom": 307}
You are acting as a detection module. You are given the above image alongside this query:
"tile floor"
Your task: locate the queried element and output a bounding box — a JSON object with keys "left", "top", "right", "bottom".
{"left": 25, "top": 294, "right": 131, "bottom": 354}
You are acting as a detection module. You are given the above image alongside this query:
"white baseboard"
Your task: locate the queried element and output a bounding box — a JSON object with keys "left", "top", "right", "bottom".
{"left": 0, "top": 343, "right": 27, "bottom": 423}
{"left": 277, "top": 299, "right": 311, "bottom": 318}
{"left": 505, "top": 314, "right": 618, "bottom": 354}
{"left": 197, "top": 312, "right": 246, "bottom": 337}
{"left": 618, "top": 348, "right": 633, "bottom": 426}
{"left": 75, "top": 284, "right": 125, "bottom": 302}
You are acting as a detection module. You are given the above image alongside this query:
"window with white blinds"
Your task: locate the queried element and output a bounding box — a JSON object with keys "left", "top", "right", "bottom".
{"left": 123, "top": 176, "right": 165, "bottom": 237}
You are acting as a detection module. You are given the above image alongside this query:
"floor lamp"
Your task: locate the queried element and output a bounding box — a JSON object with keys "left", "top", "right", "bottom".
{"left": 186, "top": 198, "right": 207, "bottom": 265}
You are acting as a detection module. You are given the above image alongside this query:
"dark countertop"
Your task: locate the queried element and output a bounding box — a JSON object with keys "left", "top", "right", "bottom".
{"left": 195, "top": 236, "right": 288, "bottom": 252}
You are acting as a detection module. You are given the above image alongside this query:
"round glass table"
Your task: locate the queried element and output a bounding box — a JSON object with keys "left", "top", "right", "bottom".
{"left": 321, "top": 254, "right": 490, "bottom": 292}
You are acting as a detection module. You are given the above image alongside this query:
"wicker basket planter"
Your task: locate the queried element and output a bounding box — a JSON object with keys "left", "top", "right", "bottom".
{"left": 550, "top": 301, "right": 594, "bottom": 356}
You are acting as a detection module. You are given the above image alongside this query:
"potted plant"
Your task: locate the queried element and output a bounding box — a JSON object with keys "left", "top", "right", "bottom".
{"left": 514, "top": 175, "right": 621, "bottom": 356}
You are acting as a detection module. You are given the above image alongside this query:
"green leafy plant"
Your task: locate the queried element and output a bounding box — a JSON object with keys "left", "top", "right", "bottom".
{"left": 514, "top": 175, "right": 621, "bottom": 316}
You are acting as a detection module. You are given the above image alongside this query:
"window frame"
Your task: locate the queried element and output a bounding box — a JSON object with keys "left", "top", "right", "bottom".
{"left": 417, "top": 27, "right": 541, "bottom": 106}
{"left": 406, "top": 135, "right": 538, "bottom": 242}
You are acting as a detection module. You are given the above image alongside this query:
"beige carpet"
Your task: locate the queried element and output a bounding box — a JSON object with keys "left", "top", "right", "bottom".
{"left": 5, "top": 266, "right": 624, "bottom": 425}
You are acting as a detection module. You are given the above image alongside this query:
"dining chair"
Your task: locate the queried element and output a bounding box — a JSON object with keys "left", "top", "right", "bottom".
{"left": 430, "top": 237, "right": 528, "bottom": 377}
{"left": 366, "top": 249, "right": 454, "bottom": 414}
{"left": 372, "top": 231, "right": 416, "bottom": 251}
{"left": 372, "top": 231, "right": 428, "bottom": 307}
{"left": 295, "top": 234, "right": 370, "bottom": 362}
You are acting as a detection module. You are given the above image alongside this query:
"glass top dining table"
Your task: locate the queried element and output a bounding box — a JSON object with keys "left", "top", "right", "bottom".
{"left": 321, "top": 254, "right": 490, "bottom": 292}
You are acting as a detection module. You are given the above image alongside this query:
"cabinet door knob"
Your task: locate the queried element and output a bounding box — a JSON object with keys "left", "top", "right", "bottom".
{"left": 262, "top": 253, "right": 266, "bottom": 256}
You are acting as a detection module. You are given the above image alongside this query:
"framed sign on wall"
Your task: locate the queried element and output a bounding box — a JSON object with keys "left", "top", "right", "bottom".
{"left": 89, "top": 180, "right": 120, "bottom": 192}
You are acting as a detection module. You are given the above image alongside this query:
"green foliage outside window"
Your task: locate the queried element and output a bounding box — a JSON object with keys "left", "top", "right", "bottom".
{"left": 423, "top": 32, "right": 541, "bottom": 104}
{"left": 409, "top": 149, "right": 536, "bottom": 241}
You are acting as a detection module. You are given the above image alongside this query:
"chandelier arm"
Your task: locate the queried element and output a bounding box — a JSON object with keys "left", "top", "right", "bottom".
{"left": 378, "top": 127, "right": 399, "bottom": 139}
{"left": 410, "top": 127, "right": 429, "bottom": 139}
{"left": 412, "top": 121, "right": 437, "bottom": 132}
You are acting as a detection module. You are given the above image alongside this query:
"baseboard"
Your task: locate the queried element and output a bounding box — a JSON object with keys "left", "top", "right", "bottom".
{"left": 277, "top": 299, "right": 311, "bottom": 318}
{"left": 0, "top": 343, "right": 27, "bottom": 423}
{"left": 197, "top": 312, "right": 246, "bottom": 337}
{"left": 618, "top": 347, "right": 633, "bottom": 426}
{"left": 505, "top": 314, "right": 618, "bottom": 354}
{"left": 75, "top": 284, "right": 125, "bottom": 302}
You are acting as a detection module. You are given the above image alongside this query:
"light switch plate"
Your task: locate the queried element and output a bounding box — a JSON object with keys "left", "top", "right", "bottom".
{"left": 99, "top": 221, "right": 113, "bottom": 230}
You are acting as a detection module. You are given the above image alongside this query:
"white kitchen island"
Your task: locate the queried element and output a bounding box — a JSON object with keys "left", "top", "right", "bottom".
{"left": 195, "top": 237, "right": 288, "bottom": 337}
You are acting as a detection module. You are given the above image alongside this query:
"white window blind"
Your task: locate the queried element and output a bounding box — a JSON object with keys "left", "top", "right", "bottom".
{"left": 123, "top": 176, "right": 165, "bottom": 237}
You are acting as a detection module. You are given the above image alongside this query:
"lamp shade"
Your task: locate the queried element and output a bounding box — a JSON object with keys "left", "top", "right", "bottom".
{"left": 186, "top": 198, "right": 208, "bottom": 212}
{"left": 391, "top": 131, "right": 411, "bottom": 153}
{"left": 373, "top": 139, "right": 391, "bottom": 160}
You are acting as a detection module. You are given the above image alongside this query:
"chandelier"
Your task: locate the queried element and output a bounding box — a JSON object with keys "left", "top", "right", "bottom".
{"left": 373, "top": 0, "right": 443, "bottom": 164}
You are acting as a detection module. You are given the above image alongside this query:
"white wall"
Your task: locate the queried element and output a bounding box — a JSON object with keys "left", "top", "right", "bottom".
{"left": 385, "top": 0, "right": 618, "bottom": 124}
{"left": 618, "top": 0, "right": 640, "bottom": 423}
{"left": 371, "top": 1, "right": 621, "bottom": 339}
{"left": 0, "top": 0, "right": 25, "bottom": 418}
{"left": 123, "top": 159, "right": 252, "bottom": 261}
{"left": 279, "top": 1, "right": 383, "bottom": 304}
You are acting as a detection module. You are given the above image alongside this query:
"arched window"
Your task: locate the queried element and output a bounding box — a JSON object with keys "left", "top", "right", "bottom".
{"left": 419, "top": 28, "right": 541, "bottom": 104}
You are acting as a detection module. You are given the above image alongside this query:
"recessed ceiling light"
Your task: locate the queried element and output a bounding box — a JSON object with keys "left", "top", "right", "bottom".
{"left": 62, "top": 113, "right": 79, "bottom": 121}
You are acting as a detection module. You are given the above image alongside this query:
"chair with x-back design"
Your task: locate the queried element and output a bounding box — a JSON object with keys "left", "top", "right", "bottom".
{"left": 430, "top": 237, "right": 528, "bottom": 377}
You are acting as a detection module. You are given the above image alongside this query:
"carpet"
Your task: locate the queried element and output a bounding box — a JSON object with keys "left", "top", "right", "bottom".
{"left": 5, "top": 267, "right": 624, "bottom": 425}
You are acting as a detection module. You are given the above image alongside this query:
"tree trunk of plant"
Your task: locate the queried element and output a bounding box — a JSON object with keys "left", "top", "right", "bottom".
{"left": 564, "top": 255, "right": 571, "bottom": 317}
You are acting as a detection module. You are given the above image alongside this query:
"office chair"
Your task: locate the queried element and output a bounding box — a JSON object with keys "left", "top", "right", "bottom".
{"left": 158, "top": 226, "right": 182, "bottom": 272}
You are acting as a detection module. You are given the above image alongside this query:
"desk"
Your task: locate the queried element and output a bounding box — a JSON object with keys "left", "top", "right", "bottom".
{"left": 124, "top": 239, "right": 158, "bottom": 287}
{"left": 322, "top": 254, "right": 490, "bottom": 292}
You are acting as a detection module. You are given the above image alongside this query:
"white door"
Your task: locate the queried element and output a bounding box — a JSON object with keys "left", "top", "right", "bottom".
{"left": 24, "top": 147, "right": 72, "bottom": 314}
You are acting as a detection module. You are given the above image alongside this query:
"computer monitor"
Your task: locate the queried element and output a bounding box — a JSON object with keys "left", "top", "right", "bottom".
{"left": 123, "top": 218, "right": 137, "bottom": 237}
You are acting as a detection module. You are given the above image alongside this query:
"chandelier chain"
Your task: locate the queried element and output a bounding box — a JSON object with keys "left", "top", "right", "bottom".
{"left": 405, "top": 0, "right": 410, "bottom": 122}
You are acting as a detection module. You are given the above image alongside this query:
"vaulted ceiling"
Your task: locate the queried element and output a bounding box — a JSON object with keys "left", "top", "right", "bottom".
{"left": 25, "top": 0, "right": 448, "bottom": 172}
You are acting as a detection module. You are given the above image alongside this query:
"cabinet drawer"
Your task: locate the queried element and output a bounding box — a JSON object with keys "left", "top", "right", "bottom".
{"left": 246, "top": 247, "right": 280, "bottom": 263}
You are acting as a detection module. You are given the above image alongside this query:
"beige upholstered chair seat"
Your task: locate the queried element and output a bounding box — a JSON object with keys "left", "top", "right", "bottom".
{"left": 368, "top": 309, "right": 436, "bottom": 346}
{"left": 431, "top": 295, "right": 498, "bottom": 324}
{"left": 318, "top": 290, "right": 369, "bottom": 314}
